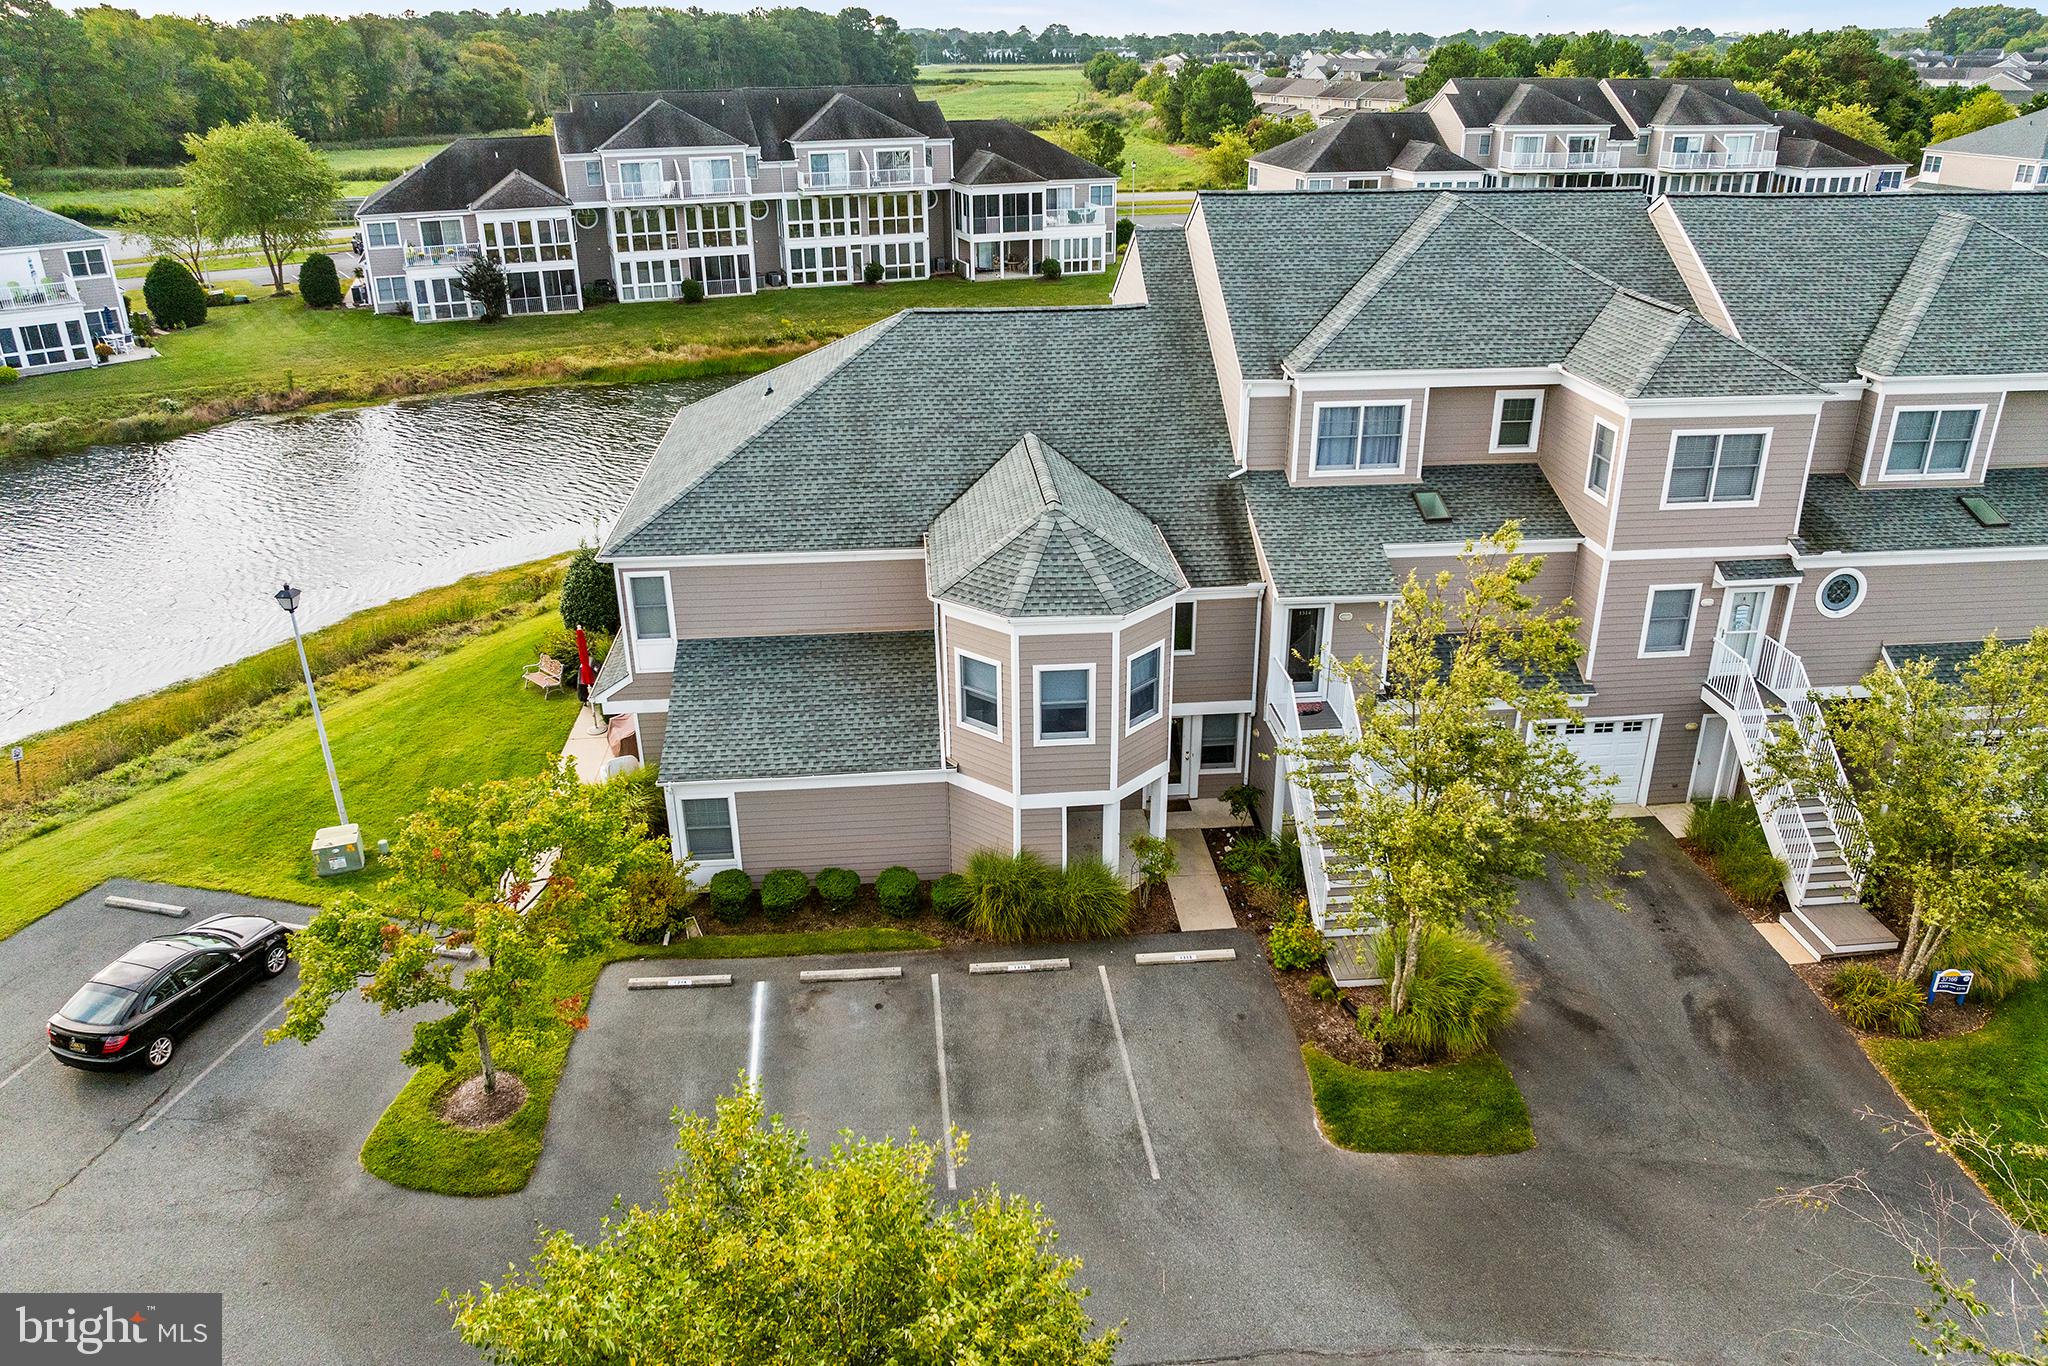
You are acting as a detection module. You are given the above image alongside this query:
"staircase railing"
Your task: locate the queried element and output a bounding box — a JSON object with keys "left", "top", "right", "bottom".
{"left": 1708, "top": 636, "right": 1822, "bottom": 900}
{"left": 1754, "top": 636, "right": 1868, "bottom": 880}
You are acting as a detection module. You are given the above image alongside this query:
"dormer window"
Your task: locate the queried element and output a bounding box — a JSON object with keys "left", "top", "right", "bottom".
{"left": 1884, "top": 407, "right": 1979, "bottom": 478}
{"left": 1313, "top": 402, "right": 1406, "bottom": 473}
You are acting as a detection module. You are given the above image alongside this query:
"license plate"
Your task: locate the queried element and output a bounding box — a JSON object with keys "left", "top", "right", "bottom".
{"left": 67, "top": 1039, "right": 86, "bottom": 1053}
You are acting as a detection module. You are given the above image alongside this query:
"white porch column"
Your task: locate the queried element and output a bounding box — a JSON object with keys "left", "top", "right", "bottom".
{"left": 1102, "top": 799, "right": 1121, "bottom": 875}
{"left": 1148, "top": 775, "right": 1167, "bottom": 840}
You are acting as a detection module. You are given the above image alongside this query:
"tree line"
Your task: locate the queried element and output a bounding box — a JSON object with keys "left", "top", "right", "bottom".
{"left": 0, "top": 1, "right": 917, "bottom": 171}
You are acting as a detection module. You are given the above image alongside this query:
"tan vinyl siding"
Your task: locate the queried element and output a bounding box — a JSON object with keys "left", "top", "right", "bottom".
{"left": 735, "top": 782, "right": 950, "bottom": 879}
{"left": 1807, "top": 398, "right": 1860, "bottom": 476}
{"left": 949, "top": 785, "right": 1015, "bottom": 865}
{"left": 671, "top": 557, "right": 929, "bottom": 638}
{"left": 636, "top": 711, "right": 667, "bottom": 771}
{"left": 1118, "top": 608, "right": 1174, "bottom": 787}
{"left": 1534, "top": 385, "right": 1626, "bottom": 544}
{"left": 1184, "top": 203, "right": 1245, "bottom": 453}
{"left": 942, "top": 612, "right": 1015, "bottom": 790}
{"left": 1853, "top": 390, "right": 2004, "bottom": 487}
{"left": 1391, "top": 547, "right": 1580, "bottom": 611}
{"left": 1173, "top": 595, "right": 1259, "bottom": 703}
{"left": 1245, "top": 395, "right": 1291, "bottom": 470}
{"left": 1925, "top": 149, "right": 2033, "bottom": 191}
{"left": 1019, "top": 630, "right": 1114, "bottom": 793}
{"left": 1648, "top": 199, "right": 1736, "bottom": 335}
{"left": 1573, "top": 543, "right": 1607, "bottom": 670}
{"left": 1109, "top": 237, "right": 1148, "bottom": 305}
{"left": 1609, "top": 413, "right": 1814, "bottom": 552}
{"left": 1020, "top": 807, "right": 1063, "bottom": 863}
{"left": 1784, "top": 559, "right": 2048, "bottom": 688}
{"left": 1422, "top": 385, "right": 1545, "bottom": 466}
{"left": 606, "top": 669, "right": 670, "bottom": 704}
{"left": 1290, "top": 387, "right": 1427, "bottom": 486}
{"left": 1989, "top": 389, "right": 2048, "bottom": 469}
{"left": 1577, "top": 555, "right": 1723, "bottom": 802}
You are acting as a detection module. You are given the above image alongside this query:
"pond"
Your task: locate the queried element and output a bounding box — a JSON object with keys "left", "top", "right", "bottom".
{"left": 0, "top": 377, "right": 733, "bottom": 745}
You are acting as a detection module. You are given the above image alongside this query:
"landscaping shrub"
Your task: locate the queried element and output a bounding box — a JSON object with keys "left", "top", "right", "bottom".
{"left": 1940, "top": 927, "right": 2040, "bottom": 1004}
{"left": 1371, "top": 928, "right": 1521, "bottom": 1062}
{"left": 582, "top": 278, "right": 616, "bottom": 305}
{"left": 963, "top": 848, "right": 1055, "bottom": 941}
{"left": 1308, "top": 973, "right": 1339, "bottom": 1003}
{"left": 1037, "top": 256, "right": 1062, "bottom": 279}
{"left": 759, "top": 868, "right": 809, "bottom": 920}
{"left": 0, "top": 365, "right": 16, "bottom": 385}
{"left": 875, "top": 865, "right": 921, "bottom": 918}
{"left": 616, "top": 861, "right": 695, "bottom": 942}
{"left": 1267, "top": 904, "right": 1326, "bottom": 972}
{"left": 298, "top": 251, "right": 342, "bottom": 308}
{"left": 815, "top": 867, "right": 860, "bottom": 911}
{"left": 862, "top": 260, "right": 884, "bottom": 285}
{"left": 558, "top": 543, "right": 620, "bottom": 635}
{"left": 143, "top": 257, "right": 208, "bottom": 329}
{"left": 1115, "top": 217, "right": 1135, "bottom": 247}
{"left": 1054, "top": 858, "right": 1131, "bottom": 939}
{"left": 1716, "top": 833, "right": 1788, "bottom": 909}
{"left": 708, "top": 868, "right": 753, "bottom": 923}
{"left": 1221, "top": 783, "right": 1260, "bottom": 826}
{"left": 1129, "top": 832, "right": 1177, "bottom": 890}
{"left": 1830, "top": 961, "right": 1924, "bottom": 1037}
{"left": 930, "top": 873, "right": 970, "bottom": 923}
{"left": 678, "top": 277, "right": 705, "bottom": 304}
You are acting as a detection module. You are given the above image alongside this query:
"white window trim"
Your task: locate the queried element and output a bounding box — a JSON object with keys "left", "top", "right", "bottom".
{"left": 1658, "top": 428, "right": 1771, "bottom": 511}
{"left": 1489, "top": 388, "right": 1545, "bottom": 453}
{"left": 621, "top": 571, "right": 674, "bottom": 675}
{"left": 364, "top": 220, "right": 401, "bottom": 248}
{"left": 1172, "top": 600, "right": 1198, "bottom": 656}
{"left": 1196, "top": 712, "right": 1245, "bottom": 772}
{"left": 1125, "top": 641, "right": 1165, "bottom": 735}
{"left": 1813, "top": 567, "right": 1868, "bottom": 619}
{"left": 1637, "top": 583, "right": 1702, "bottom": 659}
{"left": 1032, "top": 662, "right": 1096, "bottom": 746}
{"left": 1586, "top": 418, "right": 1617, "bottom": 504}
{"left": 955, "top": 647, "right": 1003, "bottom": 741}
{"left": 1877, "top": 403, "right": 1986, "bottom": 483}
{"left": 677, "top": 792, "right": 741, "bottom": 871}
{"left": 1307, "top": 398, "right": 1410, "bottom": 479}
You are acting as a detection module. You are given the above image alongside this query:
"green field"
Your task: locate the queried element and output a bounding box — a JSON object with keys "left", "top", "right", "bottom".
{"left": 916, "top": 63, "right": 1209, "bottom": 191}
{"left": 22, "top": 141, "right": 439, "bottom": 224}
{"left": 317, "top": 141, "right": 451, "bottom": 177}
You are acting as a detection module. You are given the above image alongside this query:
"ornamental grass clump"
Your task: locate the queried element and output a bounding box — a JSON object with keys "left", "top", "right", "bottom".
{"left": 963, "top": 849, "right": 1055, "bottom": 942}
{"left": 1053, "top": 858, "right": 1130, "bottom": 939}
{"left": 1940, "top": 927, "right": 2039, "bottom": 1004}
{"left": 1829, "top": 961, "right": 1924, "bottom": 1037}
{"left": 1370, "top": 927, "right": 1521, "bottom": 1062}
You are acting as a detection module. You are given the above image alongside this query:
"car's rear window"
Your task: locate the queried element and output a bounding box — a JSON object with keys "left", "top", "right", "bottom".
{"left": 59, "top": 983, "right": 135, "bottom": 1025}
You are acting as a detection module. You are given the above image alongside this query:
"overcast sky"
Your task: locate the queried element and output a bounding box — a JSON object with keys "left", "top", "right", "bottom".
{"left": 73, "top": 0, "right": 1928, "bottom": 35}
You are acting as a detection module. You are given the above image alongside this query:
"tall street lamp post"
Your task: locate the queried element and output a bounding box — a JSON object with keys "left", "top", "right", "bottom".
{"left": 275, "top": 582, "right": 348, "bottom": 826}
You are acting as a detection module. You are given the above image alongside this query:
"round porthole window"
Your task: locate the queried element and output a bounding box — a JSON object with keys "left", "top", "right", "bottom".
{"left": 1816, "top": 569, "right": 1866, "bottom": 618}
{"left": 574, "top": 208, "right": 600, "bottom": 231}
{"left": 750, "top": 200, "right": 771, "bottom": 220}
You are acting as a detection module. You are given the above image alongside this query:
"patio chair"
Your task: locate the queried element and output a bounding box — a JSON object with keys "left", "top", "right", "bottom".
{"left": 521, "top": 653, "right": 565, "bottom": 697}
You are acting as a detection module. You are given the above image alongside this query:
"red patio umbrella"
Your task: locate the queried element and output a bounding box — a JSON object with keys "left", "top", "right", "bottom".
{"left": 574, "top": 625, "right": 595, "bottom": 689}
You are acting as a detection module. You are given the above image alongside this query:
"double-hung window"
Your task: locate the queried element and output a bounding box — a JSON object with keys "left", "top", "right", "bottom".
{"left": 1665, "top": 431, "right": 1764, "bottom": 505}
{"left": 1126, "top": 644, "right": 1163, "bottom": 730}
{"left": 1491, "top": 391, "right": 1542, "bottom": 451}
{"left": 1587, "top": 420, "right": 1616, "bottom": 497}
{"left": 680, "top": 797, "right": 735, "bottom": 862}
{"left": 1640, "top": 586, "right": 1698, "bottom": 656}
{"left": 365, "top": 220, "right": 400, "bottom": 249}
{"left": 1884, "top": 407, "right": 1978, "bottom": 477}
{"left": 1035, "top": 666, "right": 1092, "bottom": 743}
{"left": 958, "top": 653, "right": 1001, "bottom": 736}
{"left": 1089, "top": 183, "right": 1114, "bottom": 207}
{"left": 64, "top": 247, "right": 107, "bottom": 278}
{"left": 1312, "top": 402, "right": 1404, "bottom": 473}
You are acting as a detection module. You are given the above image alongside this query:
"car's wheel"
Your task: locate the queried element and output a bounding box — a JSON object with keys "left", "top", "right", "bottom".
{"left": 142, "top": 1034, "right": 175, "bottom": 1070}
{"left": 263, "top": 940, "right": 290, "bottom": 976}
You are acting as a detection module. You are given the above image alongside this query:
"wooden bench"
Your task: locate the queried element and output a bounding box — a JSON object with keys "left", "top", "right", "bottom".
{"left": 522, "top": 653, "right": 565, "bottom": 697}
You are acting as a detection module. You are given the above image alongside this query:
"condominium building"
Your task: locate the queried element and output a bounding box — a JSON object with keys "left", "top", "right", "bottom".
{"left": 0, "top": 195, "right": 144, "bottom": 374}
{"left": 1918, "top": 108, "right": 2048, "bottom": 191}
{"left": 356, "top": 85, "right": 1116, "bottom": 322}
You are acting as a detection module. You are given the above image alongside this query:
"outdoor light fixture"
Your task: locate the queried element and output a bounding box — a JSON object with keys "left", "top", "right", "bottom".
{"left": 274, "top": 583, "right": 302, "bottom": 615}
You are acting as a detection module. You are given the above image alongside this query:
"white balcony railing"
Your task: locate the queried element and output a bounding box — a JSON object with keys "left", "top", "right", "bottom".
{"left": 1046, "top": 204, "right": 1109, "bottom": 227}
{"left": 1659, "top": 149, "right": 1767, "bottom": 171}
{"left": 795, "top": 166, "right": 933, "bottom": 191}
{"left": 404, "top": 244, "right": 477, "bottom": 266}
{"left": 1503, "top": 147, "right": 1622, "bottom": 170}
{"left": 0, "top": 279, "right": 80, "bottom": 312}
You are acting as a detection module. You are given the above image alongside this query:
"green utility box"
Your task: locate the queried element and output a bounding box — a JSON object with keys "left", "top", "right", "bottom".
{"left": 312, "top": 822, "right": 365, "bottom": 877}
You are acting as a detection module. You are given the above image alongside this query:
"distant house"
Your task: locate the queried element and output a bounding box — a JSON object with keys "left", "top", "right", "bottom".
{"left": 0, "top": 194, "right": 143, "bottom": 375}
{"left": 1918, "top": 107, "right": 2048, "bottom": 191}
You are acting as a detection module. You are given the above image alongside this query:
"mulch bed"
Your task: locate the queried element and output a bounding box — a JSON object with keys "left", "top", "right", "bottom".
{"left": 1674, "top": 836, "right": 1785, "bottom": 924}
{"left": 439, "top": 1072, "right": 528, "bottom": 1130}
{"left": 1791, "top": 950, "right": 1991, "bottom": 1042}
{"left": 1202, "top": 824, "right": 1386, "bottom": 1070}
{"left": 671, "top": 879, "right": 1177, "bottom": 951}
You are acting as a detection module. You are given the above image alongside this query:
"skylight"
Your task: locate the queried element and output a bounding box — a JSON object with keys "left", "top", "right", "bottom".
{"left": 1415, "top": 489, "right": 1451, "bottom": 523}
{"left": 1959, "top": 492, "right": 2010, "bottom": 528}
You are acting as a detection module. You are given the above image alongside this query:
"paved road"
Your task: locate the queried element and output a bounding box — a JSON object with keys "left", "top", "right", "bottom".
{"left": 0, "top": 853, "right": 2018, "bottom": 1364}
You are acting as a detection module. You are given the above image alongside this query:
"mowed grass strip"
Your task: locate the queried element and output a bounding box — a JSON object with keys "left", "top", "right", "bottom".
{"left": 0, "top": 612, "right": 575, "bottom": 938}
{"left": 1303, "top": 1045, "right": 1535, "bottom": 1156}
{"left": 361, "top": 927, "right": 942, "bottom": 1196}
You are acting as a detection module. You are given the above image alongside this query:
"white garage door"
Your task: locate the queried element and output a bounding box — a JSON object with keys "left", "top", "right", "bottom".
{"left": 1541, "top": 717, "right": 1655, "bottom": 804}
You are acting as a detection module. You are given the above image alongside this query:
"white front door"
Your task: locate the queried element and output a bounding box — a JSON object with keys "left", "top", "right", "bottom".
{"left": 1165, "top": 717, "right": 1192, "bottom": 798}
{"left": 1720, "top": 587, "right": 1772, "bottom": 667}
{"left": 1542, "top": 716, "right": 1657, "bottom": 805}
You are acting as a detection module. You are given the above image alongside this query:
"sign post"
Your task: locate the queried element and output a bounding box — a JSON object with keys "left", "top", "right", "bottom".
{"left": 9, "top": 745, "right": 19, "bottom": 785}
{"left": 1927, "top": 968, "right": 1974, "bottom": 1007}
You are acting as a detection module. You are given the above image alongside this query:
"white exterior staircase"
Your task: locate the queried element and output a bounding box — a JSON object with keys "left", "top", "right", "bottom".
{"left": 1263, "top": 653, "right": 1377, "bottom": 939}
{"left": 1702, "top": 634, "right": 1898, "bottom": 958}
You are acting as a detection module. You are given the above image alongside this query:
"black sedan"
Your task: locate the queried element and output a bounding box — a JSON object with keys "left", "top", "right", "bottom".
{"left": 48, "top": 914, "right": 293, "bottom": 1070}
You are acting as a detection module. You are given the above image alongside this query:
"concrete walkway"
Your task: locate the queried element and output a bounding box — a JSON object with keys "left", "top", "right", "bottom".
{"left": 1162, "top": 823, "right": 1235, "bottom": 931}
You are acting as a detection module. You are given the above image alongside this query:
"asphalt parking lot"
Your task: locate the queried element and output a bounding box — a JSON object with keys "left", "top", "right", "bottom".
{"left": 0, "top": 850, "right": 2019, "bottom": 1364}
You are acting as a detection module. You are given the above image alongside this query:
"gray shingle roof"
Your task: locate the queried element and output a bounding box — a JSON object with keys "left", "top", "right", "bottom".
{"left": 1800, "top": 469, "right": 2048, "bottom": 554}
{"left": 1250, "top": 110, "right": 1452, "bottom": 175}
{"left": 660, "top": 632, "right": 940, "bottom": 782}
{"left": 948, "top": 119, "right": 1112, "bottom": 182}
{"left": 0, "top": 193, "right": 102, "bottom": 250}
{"left": 468, "top": 170, "right": 571, "bottom": 212}
{"left": 1771, "top": 110, "right": 1898, "bottom": 169}
{"left": 606, "top": 227, "right": 1258, "bottom": 591}
{"left": 1715, "top": 557, "right": 1800, "bottom": 582}
{"left": 598, "top": 98, "right": 746, "bottom": 151}
{"left": 1880, "top": 640, "right": 1983, "bottom": 687}
{"left": 1244, "top": 464, "right": 1580, "bottom": 598}
{"left": 791, "top": 91, "right": 924, "bottom": 144}
{"left": 1563, "top": 291, "right": 1826, "bottom": 399}
{"left": 358, "top": 135, "right": 565, "bottom": 216}
{"left": 1441, "top": 77, "right": 1622, "bottom": 135}
{"left": 1928, "top": 106, "right": 2048, "bottom": 158}
{"left": 554, "top": 86, "right": 950, "bottom": 161}
{"left": 1426, "top": 633, "right": 1594, "bottom": 695}
{"left": 926, "top": 434, "right": 1185, "bottom": 617}
{"left": 1603, "top": 78, "right": 1772, "bottom": 130}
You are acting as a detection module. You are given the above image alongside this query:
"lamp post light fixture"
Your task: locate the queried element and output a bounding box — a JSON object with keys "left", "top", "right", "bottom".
{"left": 275, "top": 582, "right": 348, "bottom": 828}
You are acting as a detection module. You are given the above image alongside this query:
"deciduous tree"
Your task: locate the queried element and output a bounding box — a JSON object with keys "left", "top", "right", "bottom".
{"left": 117, "top": 192, "right": 221, "bottom": 286}
{"left": 1815, "top": 100, "right": 1896, "bottom": 154}
{"left": 181, "top": 118, "right": 340, "bottom": 297}
{"left": 1933, "top": 87, "right": 2018, "bottom": 144}
{"left": 456, "top": 255, "right": 508, "bottom": 323}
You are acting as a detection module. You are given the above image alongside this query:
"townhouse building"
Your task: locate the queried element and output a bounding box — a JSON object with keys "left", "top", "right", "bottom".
{"left": 1918, "top": 107, "right": 2048, "bottom": 190}
{"left": 592, "top": 188, "right": 2048, "bottom": 965}
{"left": 1247, "top": 78, "right": 1906, "bottom": 195}
{"left": 0, "top": 195, "right": 142, "bottom": 375}
{"left": 1248, "top": 75, "right": 1407, "bottom": 120}
{"left": 357, "top": 85, "right": 1116, "bottom": 321}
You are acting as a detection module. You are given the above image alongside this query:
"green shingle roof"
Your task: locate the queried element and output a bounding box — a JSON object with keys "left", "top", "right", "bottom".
{"left": 1244, "top": 463, "right": 1580, "bottom": 599}
{"left": 0, "top": 192, "right": 102, "bottom": 250}
{"left": 1799, "top": 469, "right": 2048, "bottom": 554}
{"left": 606, "top": 227, "right": 1259, "bottom": 591}
{"left": 660, "top": 632, "right": 940, "bottom": 782}
{"left": 926, "top": 433, "right": 1185, "bottom": 617}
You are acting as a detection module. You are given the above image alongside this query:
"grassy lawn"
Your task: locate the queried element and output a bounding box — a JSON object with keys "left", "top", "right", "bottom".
{"left": 1304, "top": 1045, "right": 1536, "bottom": 1156}
{"left": 0, "top": 269, "right": 1108, "bottom": 458}
{"left": 317, "top": 141, "right": 451, "bottom": 177}
{"left": 1866, "top": 980, "right": 2048, "bottom": 1230}
{"left": 360, "top": 927, "right": 942, "bottom": 1196}
{"left": 916, "top": 63, "right": 1209, "bottom": 190}
{"left": 0, "top": 611, "right": 574, "bottom": 938}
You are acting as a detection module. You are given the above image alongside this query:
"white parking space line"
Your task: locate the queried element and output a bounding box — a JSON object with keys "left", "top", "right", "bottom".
{"left": 1096, "top": 965, "right": 1160, "bottom": 1182}
{"left": 930, "top": 973, "right": 956, "bottom": 1192}
{"left": 745, "top": 979, "right": 767, "bottom": 1092}
{"left": 0, "top": 1056, "right": 38, "bottom": 1093}
{"left": 135, "top": 1002, "right": 286, "bottom": 1134}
